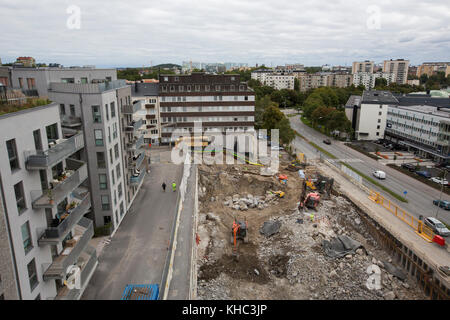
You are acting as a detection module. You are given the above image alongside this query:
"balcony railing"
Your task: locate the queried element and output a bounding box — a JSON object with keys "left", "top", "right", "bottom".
{"left": 130, "top": 170, "right": 146, "bottom": 186}
{"left": 125, "top": 119, "right": 143, "bottom": 133}
{"left": 126, "top": 135, "right": 144, "bottom": 151}
{"left": 121, "top": 103, "right": 141, "bottom": 114}
{"left": 61, "top": 116, "right": 82, "bottom": 128}
{"left": 43, "top": 217, "right": 94, "bottom": 281}
{"left": 25, "top": 132, "right": 84, "bottom": 169}
{"left": 128, "top": 150, "right": 145, "bottom": 168}
{"left": 31, "top": 159, "right": 88, "bottom": 209}
{"left": 54, "top": 245, "right": 97, "bottom": 300}
{"left": 38, "top": 192, "right": 91, "bottom": 245}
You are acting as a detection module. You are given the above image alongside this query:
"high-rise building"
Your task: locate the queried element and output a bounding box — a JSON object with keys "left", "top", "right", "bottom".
{"left": 158, "top": 73, "right": 255, "bottom": 144}
{"left": 416, "top": 62, "right": 450, "bottom": 78}
{"left": 326, "top": 73, "right": 353, "bottom": 88}
{"left": 0, "top": 101, "right": 97, "bottom": 300}
{"left": 383, "top": 59, "right": 409, "bottom": 84}
{"left": 296, "top": 73, "right": 328, "bottom": 92}
{"left": 352, "top": 61, "right": 374, "bottom": 74}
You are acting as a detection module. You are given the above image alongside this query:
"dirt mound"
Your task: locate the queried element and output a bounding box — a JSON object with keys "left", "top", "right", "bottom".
{"left": 268, "top": 254, "right": 290, "bottom": 278}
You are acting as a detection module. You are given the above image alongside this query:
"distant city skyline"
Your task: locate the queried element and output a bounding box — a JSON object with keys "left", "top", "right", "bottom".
{"left": 1, "top": 0, "right": 449, "bottom": 68}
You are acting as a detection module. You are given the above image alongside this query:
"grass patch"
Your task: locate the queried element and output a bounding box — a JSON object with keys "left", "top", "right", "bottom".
{"left": 0, "top": 98, "right": 51, "bottom": 116}
{"left": 387, "top": 164, "right": 450, "bottom": 196}
{"left": 345, "top": 143, "right": 380, "bottom": 161}
{"left": 287, "top": 113, "right": 298, "bottom": 118}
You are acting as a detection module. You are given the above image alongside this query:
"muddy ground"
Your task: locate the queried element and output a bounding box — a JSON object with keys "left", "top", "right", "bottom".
{"left": 196, "top": 155, "right": 427, "bottom": 300}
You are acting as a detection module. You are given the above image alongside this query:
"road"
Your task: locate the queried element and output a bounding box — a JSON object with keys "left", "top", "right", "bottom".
{"left": 287, "top": 114, "right": 450, "bottom": 226}
{"left": 81, "top": 163, "right": 183, "bottom": 300}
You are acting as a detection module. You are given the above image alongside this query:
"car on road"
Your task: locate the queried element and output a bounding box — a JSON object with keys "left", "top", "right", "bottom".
{"left": 323, "top": 139, "right": 331, "bottom": 145}
{"left": 416, "top": 171, "right": 432, "bottom": 178}
{"left": 433, "top": 200, "right": 450, "bottom": 210}
{"left": 430, "top": 177, "right": 449, "bottom": 186}
{"left": 424, "top": 217, "right": 450, "bottom": 237}
{"left": 373, "top": 170, "right": 386, "bottom": 179}
{"left": 401, "top": 163, "right": 416, "bottom": 172}
{"left": 270, "top": 145, "right": 284, "bottom": 151}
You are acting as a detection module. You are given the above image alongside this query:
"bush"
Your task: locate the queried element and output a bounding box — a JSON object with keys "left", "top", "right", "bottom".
{"left": 94, "top": 222, "right": 112, "bottom": 237}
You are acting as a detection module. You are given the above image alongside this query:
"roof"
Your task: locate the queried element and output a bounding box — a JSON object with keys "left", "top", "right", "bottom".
{"left": 396, "top": 96, "right": 450, "bottom": 108}
{"left": 345, "top": 95, "right": 362, "bottom": 107}
{"left": 131, "top": 82, "right": 159, "bottom": 96}
{"left": 362, "top": 90, "right": 399, "bottom": 104}
{"left": 121, "top": 284, "right": 159, "bottom": 300}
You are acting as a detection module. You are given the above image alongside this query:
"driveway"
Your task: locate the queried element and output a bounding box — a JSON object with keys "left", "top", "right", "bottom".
{"left": 81, "top": 163, "right": 183, "bottom": 300}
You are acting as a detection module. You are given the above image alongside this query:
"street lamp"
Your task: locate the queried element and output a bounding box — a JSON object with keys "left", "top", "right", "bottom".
{"left": 435, "top": 168, "right": 448, "bottom": 219}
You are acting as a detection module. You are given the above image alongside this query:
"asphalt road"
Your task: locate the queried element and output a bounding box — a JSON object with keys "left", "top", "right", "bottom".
{"left": 288, "top": 114, "right": 450, "bottom": 226}
{"left": 81, "top": 163, "right": 183, "bottom": 300}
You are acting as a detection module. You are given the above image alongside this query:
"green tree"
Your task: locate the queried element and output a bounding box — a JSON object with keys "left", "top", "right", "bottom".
{"left": 375, "top": 78, "right": 388, "bottom": 86}
{"left": 294, "top": 78, "right": 300, "bottom": 91}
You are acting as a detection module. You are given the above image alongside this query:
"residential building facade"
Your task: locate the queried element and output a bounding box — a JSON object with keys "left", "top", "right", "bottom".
{"left": 0, "top": 102, "right": 97, "bottom": 300}
{"left": 353, "top": 72, "right": 396, "bottom": 89}
{"left": 326, "top": 73, "right": 353, "bottom": 88}
{"left": 296, "top": 73, "right": 329, "bottom": 92}
{"left": 416, "top": 62, "right": 450, "bottom": 78}
{"left": 352, "top": 61, "right": 374, "bottom": 74}
{"left": 383, "top": 59, "right": 409, "bottom": 84}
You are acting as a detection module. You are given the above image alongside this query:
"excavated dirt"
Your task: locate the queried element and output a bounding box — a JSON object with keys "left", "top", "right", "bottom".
{"left": 196, "top": 155, "right": 428, "bottom": 300}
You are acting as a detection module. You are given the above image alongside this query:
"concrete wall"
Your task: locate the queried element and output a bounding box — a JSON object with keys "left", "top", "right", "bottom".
{"left": 357, "top": 103, "right": 388, "bottom": 140}
{"left": 0, "top": 103, "right": 62, "bottom": 300}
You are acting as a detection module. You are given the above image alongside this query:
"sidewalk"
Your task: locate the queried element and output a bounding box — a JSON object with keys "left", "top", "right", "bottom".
{"left": 315, "top": 161, "right": 450, "bottom": 285}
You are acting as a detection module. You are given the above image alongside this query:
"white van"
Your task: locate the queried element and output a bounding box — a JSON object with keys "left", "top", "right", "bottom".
{"left": 373, "top": 170, "right": 386, "bottom": 180}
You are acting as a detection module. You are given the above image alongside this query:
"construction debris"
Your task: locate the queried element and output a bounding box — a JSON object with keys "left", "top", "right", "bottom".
{"left": 260, "top": 220, "right": 281, "bottom": 237}
{"left": 322, "top": 235, "right": 363, "bottom": 259}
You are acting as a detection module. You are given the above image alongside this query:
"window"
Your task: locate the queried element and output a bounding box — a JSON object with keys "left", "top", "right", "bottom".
{"left": 108, "top": 127, "right": 111, "bottom": 143}
{"left": 377, "top": 125, "right": 380, "bottom": 129}
{"left": 116, "top": 163, "right": 121, "bottom": 179}
{"left": 195, "top": 85, "right": 200, "bottom": 92}
{"left": 110, "top": 102, "right": 116, "bottom": 118}
{"left": 101, "top": 195, "right": 110, "bottom": 210}
{"left": 120, "top": 202, "right": 124, "bottom": 217}
{"left": 378, "top": 111, "right": 382, "bottom": 116}
{"left": 175, "top": 77, "right": 179, "bottom": 82}
{"left": 215, "top": 85, "right": 220, "bottom": 91}
{"left": 114, "top": 190, "right": 117, "bottom": 205}
{"left": 60, "top": 104, "right": 66, "bottom": 115}
{"left": 21, "top": 221, "right": 33, "bottom": 254}
{"left": 6, "top": 139, "right": 20, "bottom": 171}
{"left": 179, "top": 85, "right": 184, "bottom": 92}
{"left": 114, "top": 143, "right": 119, "bottom": 159}
{"left": 376, "top": 132, "right": 380, "bottom": 136}
{"left": 187, "top": 85, "right": 191, "bottom": 92}
{"left": 27, "top": 259, "right": 38, "bottom": 292}
{"left": 112, "top": 123, "right": 118, "bottom": 139}
{"left": 118, "top": 183, "right": 123, "bottom": 199}
{"left": 81, "top": 77, "right": 88, "bottom": 84}
{"left": 70, "top": 105, "right": 75, "bottom": 116}
{"left": 106, "top": 77, "right": 112, "bottom": 82}
{"left": 99, "top": 174, "right": 107, "bottom": 189}
{"left": 109, "top": 149, "right": 113, "bottom": 164}
{"left": 92, "top": 105, "right": 101, "bottom": 123}
{"left": 94, "top": 129, "right": 104, "bottom": 146}
{"left": 164, "top": 77, "right": 168, "bottom": 82}
{"left": 244, "top": 96, "right": 248, "bottom": 101}
{"left": 111, "top": 169, "right": 115, "bottom": 185}
{"left": 97, "top": 152, "right": 106, "bottom": 168}
{"left": 378, "top": 119, "right": 381, "bottom": 123}
{"left": 105, "top": 104, "right": 109, "bottom": 121}
{"left": 14, "top": 182, "right": 26, "bottom": 214}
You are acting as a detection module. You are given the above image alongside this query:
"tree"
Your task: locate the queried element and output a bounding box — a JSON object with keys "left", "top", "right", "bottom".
{"left": 294, "top": 78, "right": 300, "bottom": 91}
{"left": 375, "top": 78, "right": 388, "bottom": 86}
{"left": 255, "top": 95, "right": 277, "bottom": 128}
{"left": 262, "top": 105, "right": 284, "bottom": 130}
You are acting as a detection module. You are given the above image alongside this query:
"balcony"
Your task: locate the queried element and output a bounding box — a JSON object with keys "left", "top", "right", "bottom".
{"left": 54, "top": 245, "right": 97, "bottom": 300}
{"left": 38, "top": 191, "right": 91, "bottom": 245}
{"left": 31, "top": 159, "right": 88, "bottom": 209}
{"left": 128, "top": 150, "right": 145, "bottom": 168}
{"left": 43, "top": 217, "right": 94, "bottom": 281}
{"left": 130, "top": 170, "right": 146, "bottom": 186}
{"left": 26, "top": 132, "right": 84, "bottom": 170}
{"left": 126, "top": 135, "right": 144, "bottom": 151}
{"left": 121, "top": 103, "right": 141, "bottom": 114}
{"left": 125, "top": 119, "right": 143, "bottom": 133}
{"left": 61, "top": 116, "right": 82, "bottom": 128}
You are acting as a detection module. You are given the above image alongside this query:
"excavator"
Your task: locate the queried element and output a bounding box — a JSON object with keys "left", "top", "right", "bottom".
{"left": 298, "top": 180, "right": 320, "bottom": 210}
{"left": 231, "top": 219, "right": 248, "bottom": 260}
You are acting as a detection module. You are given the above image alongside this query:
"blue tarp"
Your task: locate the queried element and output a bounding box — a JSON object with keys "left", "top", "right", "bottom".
{"left": 121, "top": 284, "right": 159, "bottom": 300}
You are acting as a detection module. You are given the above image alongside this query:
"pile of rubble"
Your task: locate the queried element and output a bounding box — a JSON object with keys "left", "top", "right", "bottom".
{"left": 223, "top": 192, "right": 280, "bottom": 211}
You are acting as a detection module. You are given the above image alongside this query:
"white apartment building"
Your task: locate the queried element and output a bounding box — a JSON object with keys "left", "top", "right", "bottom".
{"left": 385, "top": 96, "right": 450, "bottom": 162}
{"left": 353, "top": 72, "right": 396, "bottom": 89}
{"left": 250, "top": 69, "right": 273, "bottom": 84}
{"left": 48, "top": 80, "right": 146, "bottom": 232}
{"left": 383, "top": 59, "right": 409, "bottom": 85}
{"left": 263, "top": 74, "right": 295, "bottom": 90}
{"left": 0, "top": 102, "right": 97, "bottom": 300}
{"left": 345, "top": 91, "right": 398, "bottom": 140}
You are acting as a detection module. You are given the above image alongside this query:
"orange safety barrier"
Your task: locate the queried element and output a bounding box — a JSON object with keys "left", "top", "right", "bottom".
{"left": 368, "top": 190, "right": 434, "bottom": 242}
{"left": 394, "top": 152, "right": 403, "bottom": 156}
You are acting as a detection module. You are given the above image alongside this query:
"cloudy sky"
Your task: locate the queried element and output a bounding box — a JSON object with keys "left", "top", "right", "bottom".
{"left": 1, "top": 0, "right": 449, "bottom": 67}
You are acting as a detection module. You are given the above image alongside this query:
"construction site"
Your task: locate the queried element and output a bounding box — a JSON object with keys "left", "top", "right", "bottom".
{"left": 194, "top": 150, "right": 436, "bottom": 300}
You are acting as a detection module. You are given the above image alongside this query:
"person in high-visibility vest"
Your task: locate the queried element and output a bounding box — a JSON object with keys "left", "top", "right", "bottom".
{"left": 310, "top": 213, "right": 314, "bottom": 222}
{"left": 172, "top": 181, "right": 177, "bottom": 192}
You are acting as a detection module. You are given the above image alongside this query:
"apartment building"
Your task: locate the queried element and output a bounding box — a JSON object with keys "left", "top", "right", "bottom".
{"left": 416, "top": 62, "right": 450, "bottom": 78}
{"left": 130, "top": 82, "right": 161, "bottom": 145}
{"left": 158, "top": 73, "right": 255, "bottom": 143}
{"left": 10, "top": 66, "right": 117, "bottom": 97}
{"left": 250, "top": 69, "right": 273, "bottom": 84}
{"left": 296, "top": 73, "right": 328, "bottom": 92}
{"left": 14, "top": 57, "right": 36, "bottom": 68}
{"left": 345, "top": 91, "right": 398, "bottom": 140}
{"left": 47, "top": 80, "right": 145, "bottom": 232}
{"left": 385, "top": 95, "right": 450, "bottom": 162}
{"left": 0, "top": 66, "right": 11, "bottom": 87}
{"left": 0, "top": 102, "right": 97, "bottom": 300}
{"left": 353, "top": 72, "right": 396, "bottom": 89}
{"left": 326, "top": 73, "right": 353, "bottom": 88}
{"left": 352, "top": 61, "right": 374, "bottom": 74}
{"left": 383, "top": 59, "right": 409, "bottom": 84}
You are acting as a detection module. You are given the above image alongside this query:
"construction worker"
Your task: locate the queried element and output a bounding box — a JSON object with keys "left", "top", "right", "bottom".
{"left": 161, "top": 182, "right": 166, "bottom": 192}
{"left": 172, "top": 181, "right": 176, "bottom": 192}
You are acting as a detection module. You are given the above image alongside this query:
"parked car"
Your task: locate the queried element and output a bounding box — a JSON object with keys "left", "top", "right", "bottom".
{"left": 373, "top": 170, "right": 386, "bottom": 179}
{"left": 323, "top": 139, "right": 331, "bottom": 145}
{"left": 433, "top": 200, "right": 450, "bottom": 210}
{"left": 416, "top": 171, "right": 432, "bottom": 178}
{"left": 435, "top": 162, "right": 449, "bottom": 168}
{"left": 430, "top": 177, "right": 449, "bottom": 186}
{"left": 424, "top": 217, "right": 450, "bottom": 237}
{"left": 401, "top": 163, "right": 416, "bottom": 172}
